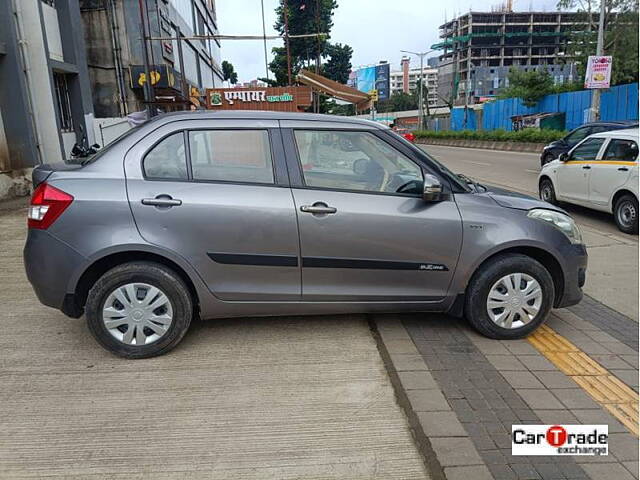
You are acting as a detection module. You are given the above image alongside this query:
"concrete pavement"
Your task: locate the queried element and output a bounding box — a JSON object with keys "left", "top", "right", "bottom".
{"left": 0, "top": 208, "right": 428, "bottom": 479}
{"left": 421, "top": 145, "right": 639, "bottom": 321}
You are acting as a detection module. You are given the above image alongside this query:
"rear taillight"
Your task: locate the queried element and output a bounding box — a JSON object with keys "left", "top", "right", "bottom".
{"left": 28, "top": 183, "right": 73, "bottom": 229}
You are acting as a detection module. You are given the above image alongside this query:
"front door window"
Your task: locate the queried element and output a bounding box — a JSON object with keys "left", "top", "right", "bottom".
{"left": 570, "top": 138, "right": 606, "bottom": 161}
{"left": 294, "top": 130, "right": 423, "bottom": 195}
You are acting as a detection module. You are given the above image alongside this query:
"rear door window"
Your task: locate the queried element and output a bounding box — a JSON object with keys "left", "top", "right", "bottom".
{"left": 188, "top": 130, "right": 275, "bottom": 184}
{"left": 602, "top": 139, "right": 638, "bottom": 162}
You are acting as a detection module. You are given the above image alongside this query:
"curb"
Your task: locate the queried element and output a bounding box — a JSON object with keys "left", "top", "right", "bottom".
{"left": 370, "top": 316, "right": 496, "bottom": 480}
{"left": 416, "top": 138, "right": 546, "bottom": 153}
{"left": 369, "top": 317, "right": 447, "bottom": 480}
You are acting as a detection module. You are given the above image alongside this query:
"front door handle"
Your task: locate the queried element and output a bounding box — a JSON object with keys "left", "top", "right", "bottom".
{"left": 300, "top": 202, "right": 337, "bottom": 215}
{"left": 582, "top": 165, "right": 591, "bottom": 170}
{"left": 618, "top": 167, "right": 629, "bottom": 172}
{"left": 141, "top": 195, "right": 182, "bottom": 207}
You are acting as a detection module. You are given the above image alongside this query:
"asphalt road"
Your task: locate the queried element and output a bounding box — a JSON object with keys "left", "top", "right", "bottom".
{"left": 420, "top": 144, "right": 639, "bottom": 320}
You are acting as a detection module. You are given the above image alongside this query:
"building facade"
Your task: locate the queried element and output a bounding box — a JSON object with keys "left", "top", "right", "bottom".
{"left": 0, "top": 0, "right": 95, "bottom": 172}
{"left": 390, "top": 59, "right": 440, "bottom": 108}
{"left": 80, "top": 0, "right": 224, "bottom": 118}
{"left": 434, "top": 11, "right": 583, "bottom": 105}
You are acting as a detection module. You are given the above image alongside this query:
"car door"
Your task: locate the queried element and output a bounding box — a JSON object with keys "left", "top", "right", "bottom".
{"left": 125, "top": 120, "right": 301, "bottom": 301}
{"left": 589, "top": 137, "right": 638, "bottom": 207}
{"left": 555, "top": 137, "right": 606, "bottom": 204}
{"left": 282, "top": 124, "right": 463, "bottom": 302}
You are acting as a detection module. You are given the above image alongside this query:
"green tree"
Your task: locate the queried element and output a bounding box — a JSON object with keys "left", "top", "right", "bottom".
{"left": 556, "top": 0, "right": 639, "bottom": 85}
{"left": 221, "top": 61, "right": 238, "bottom": 86}
{"left": 498, "top": 68, "right": 556, "bottom": 107}
{"left": 269, "top": 0, "right": 354, "bottom": 87}
{"left": 323, "top": 43, "right": 353, "bottom": 84}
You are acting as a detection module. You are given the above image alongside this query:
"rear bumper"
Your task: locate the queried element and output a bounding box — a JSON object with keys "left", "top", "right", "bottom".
{"left": 555, "top": 243, "right": 588, "bottom": 308}
{"left": 23, "top": 229, "right": 86, "bottom": 317}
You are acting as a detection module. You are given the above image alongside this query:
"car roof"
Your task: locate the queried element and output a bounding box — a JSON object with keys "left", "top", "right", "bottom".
{"left": 145, "top": 109, "right": 387, "bottom": 129}
{"left": 583, "top": 120, "right": 639, "bottom": 126}
{"left": 589, "top": 128, "right": 639, "bottom": 139}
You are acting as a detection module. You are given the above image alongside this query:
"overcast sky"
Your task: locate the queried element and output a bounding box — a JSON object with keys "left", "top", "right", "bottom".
{"left": 217, "top": 0, "right": 559, "bottom": 83}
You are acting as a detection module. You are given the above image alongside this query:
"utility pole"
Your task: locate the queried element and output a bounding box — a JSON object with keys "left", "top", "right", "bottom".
{"left": 591, "top": 0, "right": 607, "bottom": 121}
{"left": 283, "top": 0, "right": 292, "bottom": 85}
{"left": 137, "top": 0, "right": 155, "bottom": 117}
{"left": 401, "top": 49, "right": 435, "bottom": 130}
{"left": 260, "top": 0, "right": 269, "bottom": 80}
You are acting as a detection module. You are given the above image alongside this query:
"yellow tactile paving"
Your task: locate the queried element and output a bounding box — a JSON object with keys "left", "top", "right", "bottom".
{"left": 528, "top": 325, "right": 639, "bottom": 437}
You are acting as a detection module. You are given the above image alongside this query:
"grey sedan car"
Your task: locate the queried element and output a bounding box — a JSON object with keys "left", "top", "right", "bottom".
{"left": 24, "top": 111, "right": 587, "bottom": 358}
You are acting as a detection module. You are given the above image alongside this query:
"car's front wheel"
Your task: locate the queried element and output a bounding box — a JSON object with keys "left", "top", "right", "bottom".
{"left": 465, "top": 254, "right": 554, "bottom": 339}
{"left": 86, "top": 262, "right": 193, "bottom": 359}
{"left": 539, "top": 178, "right": 558, "bottom": 205}
{"left": 613, "top": 194, "right": 639, "bottom": 235}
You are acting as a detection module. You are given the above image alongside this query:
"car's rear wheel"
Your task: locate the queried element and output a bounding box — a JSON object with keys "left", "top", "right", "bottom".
{"left": 86, "top": 262, "right": 193, "bottom": 359}
{"left": 613, "top": 194, "right": 638, "bottom": 235}
{"left": 539, "top": 178, "right": 558, "bottom": 205}
{"left": 465, "top": 254, "right": 554, "bottom": 339}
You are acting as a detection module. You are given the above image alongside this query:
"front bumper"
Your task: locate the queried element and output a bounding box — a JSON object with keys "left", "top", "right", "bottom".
{"left": 555, "top": 242, "right": 588, "bottom": 308}
{"left": 24, "top": 229, "right": 86, "bottom": 316}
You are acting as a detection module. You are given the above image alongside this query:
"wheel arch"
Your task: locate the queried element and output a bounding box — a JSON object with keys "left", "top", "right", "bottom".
{"left": 68, "top": 249, "right": 203, "bottom": 318}
{"left": 611, "top": 188, "right": 637, "bottom": 213}
{"left": 452, "top": 245, "right": 564, "bottom": 315}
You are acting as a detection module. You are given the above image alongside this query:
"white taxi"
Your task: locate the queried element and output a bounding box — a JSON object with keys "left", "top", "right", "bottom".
{"left": 538, "top": 128, "right": 639, "bottom": 234}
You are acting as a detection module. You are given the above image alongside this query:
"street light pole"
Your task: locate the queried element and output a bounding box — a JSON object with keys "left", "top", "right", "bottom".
{"left": 401, "top": 49, "right": 435, "bottom": 131}
{"left": 591, "top": 0, "right": 607, "bottom": 121}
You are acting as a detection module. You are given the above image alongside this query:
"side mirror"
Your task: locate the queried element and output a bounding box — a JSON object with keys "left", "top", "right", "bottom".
{"left": 422, "top": 173, "right": 443, "bottom": 202}
{"left": 559, "top": 152, "right": 569, "bottom": 162}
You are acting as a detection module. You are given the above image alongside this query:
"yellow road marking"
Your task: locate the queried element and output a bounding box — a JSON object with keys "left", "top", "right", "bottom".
{"left": 528, "top": 324, "right": 639, "bottom": 436}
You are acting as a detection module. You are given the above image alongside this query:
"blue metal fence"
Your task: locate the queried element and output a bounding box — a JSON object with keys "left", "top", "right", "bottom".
{"left": 451, "top": 83, "right": 638, "bottom": 132}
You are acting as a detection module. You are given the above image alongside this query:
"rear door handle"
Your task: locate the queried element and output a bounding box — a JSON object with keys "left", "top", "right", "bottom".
{"left": 300, "top": 202, "right": 337, "bottom": 215}
{"left": 618, "top": 167, "right": 629, "bottom": 172}
{"left": 582, "top": 165, "right": 591, "bottom": 170}
{"left": 141, "top": 195, "right": 182, "bottom": 207}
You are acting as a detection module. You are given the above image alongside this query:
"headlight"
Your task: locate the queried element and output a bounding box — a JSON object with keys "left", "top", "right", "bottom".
{"left": 527, "top": 209, "right": 583, "bottom": 244}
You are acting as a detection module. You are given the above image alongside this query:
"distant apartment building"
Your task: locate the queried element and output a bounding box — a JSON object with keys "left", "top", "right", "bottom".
{"left": 0, "top": 0, "right": 95, "bottom": 172}
{"left": 390, "top": 58, "right": 440, "bottom": 108}
{"left": 434, "top": 10, "right": 583, "bottom": 105}
{"left": 80, "top": 0, "right": 224, "bottom": 118}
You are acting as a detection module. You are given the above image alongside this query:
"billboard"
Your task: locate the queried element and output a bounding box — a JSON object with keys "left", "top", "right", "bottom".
{"left": 351, "top": 63, "right": 390, "bottom": 101}
{"left": 584, "top": 56, "right": 612, "bottom": 89}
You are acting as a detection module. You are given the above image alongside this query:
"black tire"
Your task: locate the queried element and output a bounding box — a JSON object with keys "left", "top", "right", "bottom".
{"left": 86, "top": 261, "right": 193, "bottom": 359}
{"left": 613, "top": 194, "right": 639, "bottom": 235}
{"left": 464, "top": 254, "right": 555, "bottom": 340}
{"left": 541, "top": 152, "right": 554, "bottom": 166}
{"left": 539, "top": 177, "right": 558, "bottom": 205}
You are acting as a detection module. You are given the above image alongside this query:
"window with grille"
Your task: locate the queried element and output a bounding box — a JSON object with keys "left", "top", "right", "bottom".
{"left": 53, "top": 72, "right": 74, "bottom": 133}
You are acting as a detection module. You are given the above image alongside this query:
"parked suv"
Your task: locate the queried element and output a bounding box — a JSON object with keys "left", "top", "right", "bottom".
{"left": 540, "top": 121, "right": 638, "bottom": 166}
{"left": 24, "top": 111, "right": 587, "bottom": 358}
{"left": 539, "top": 128, "right": 639, "bottom": 234}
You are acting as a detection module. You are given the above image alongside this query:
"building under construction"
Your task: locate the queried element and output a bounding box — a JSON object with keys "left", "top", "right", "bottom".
{"left": 434, "top": 9, "right": 587, "bottom": 105}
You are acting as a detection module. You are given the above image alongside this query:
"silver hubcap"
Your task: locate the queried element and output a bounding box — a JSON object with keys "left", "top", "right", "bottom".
{"left": 617, "top": 201, "right": 636, "bottom": 227}
{"left": 102, "top": 283, "right": 173, "bottom": 346}
{"left": 486, "top": 273, "right": 543, "bottom": 329}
